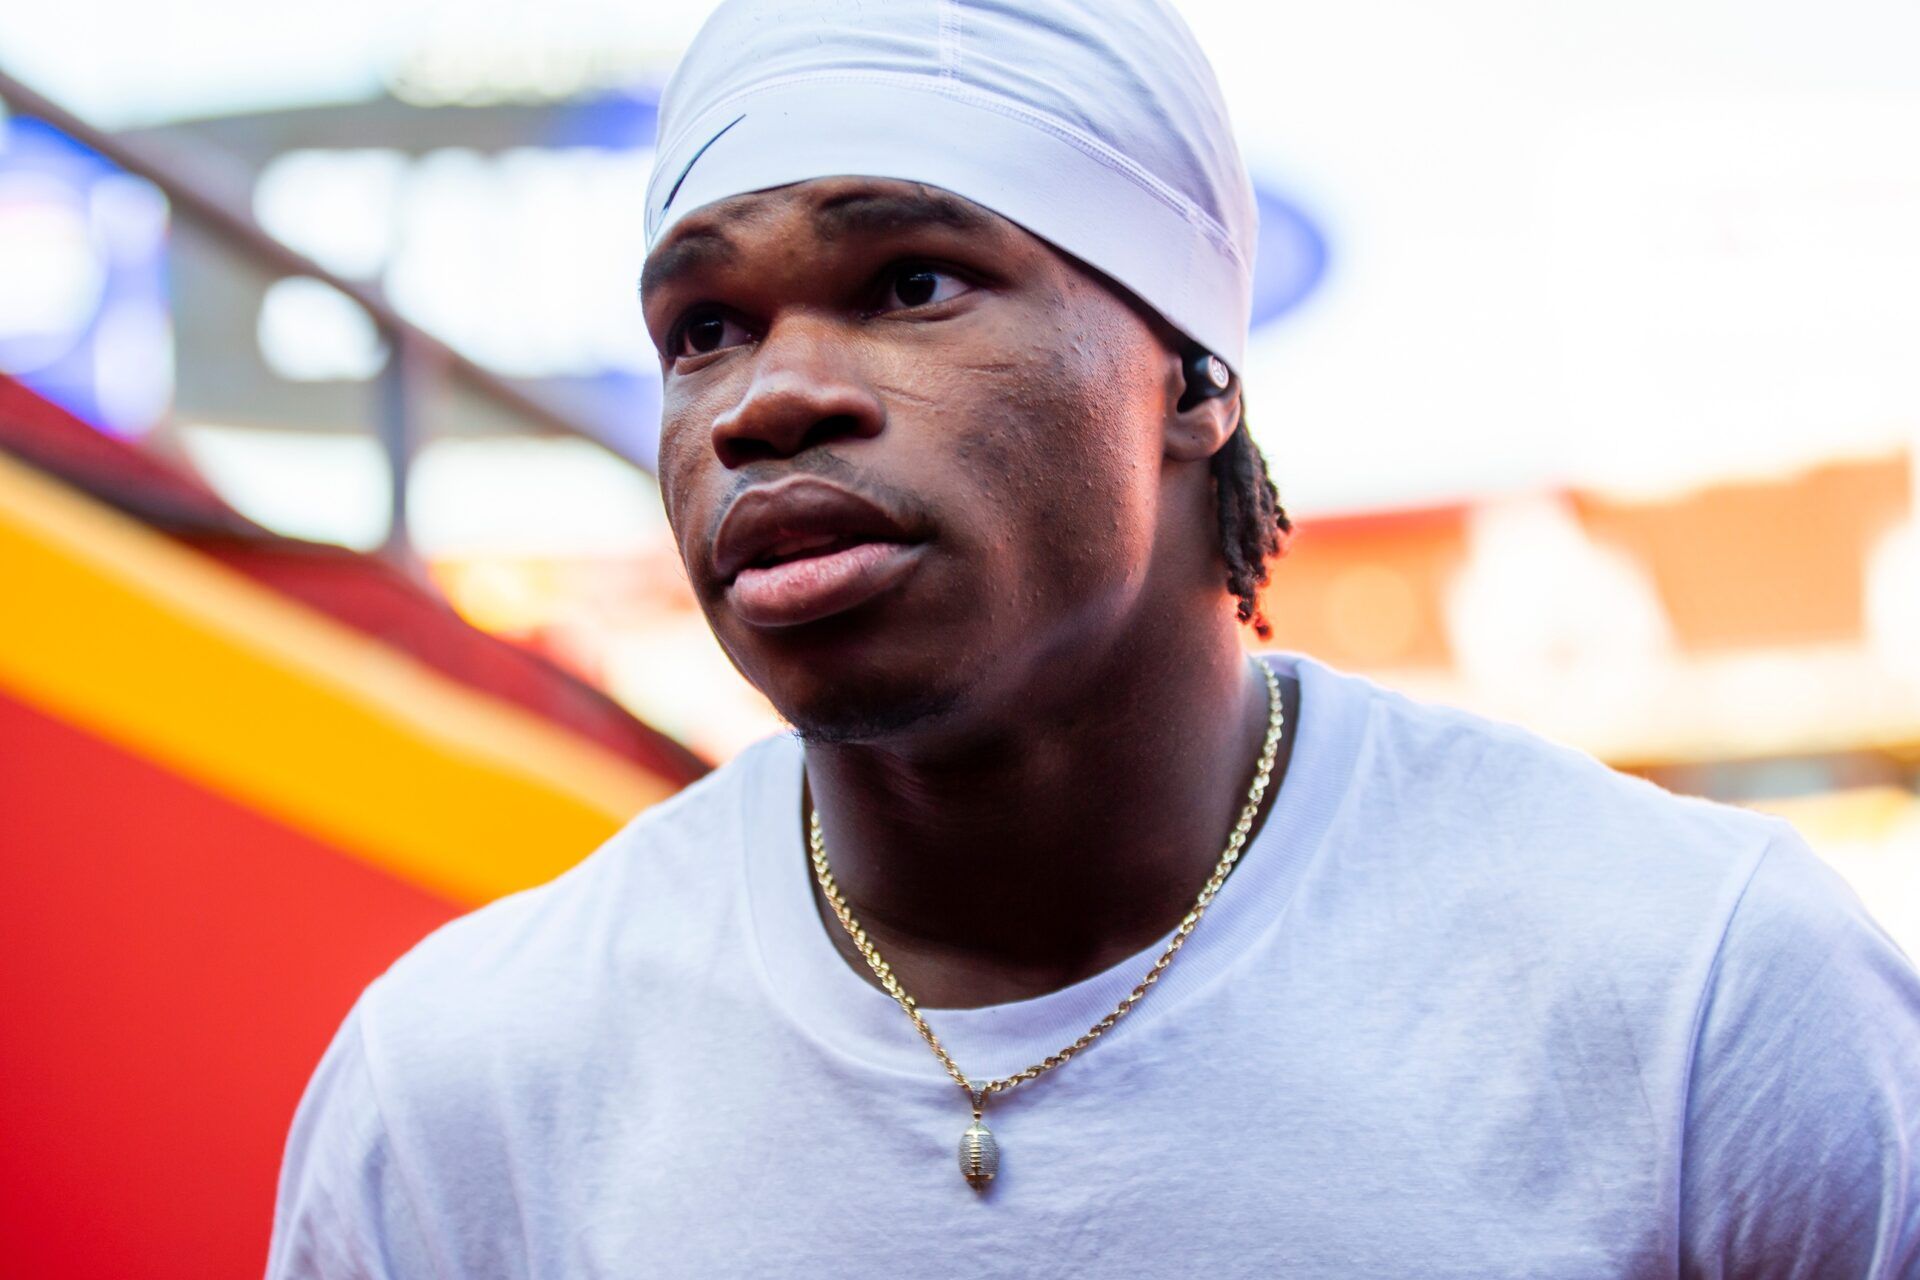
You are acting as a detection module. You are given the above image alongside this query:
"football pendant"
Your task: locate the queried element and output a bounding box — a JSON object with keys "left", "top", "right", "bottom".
{"left": 958, "top": 1117, "right": 999, "bottom": 1188}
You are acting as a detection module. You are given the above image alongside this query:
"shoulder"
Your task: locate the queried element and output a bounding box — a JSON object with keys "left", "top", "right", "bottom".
{"left": 1320, "top": 658, "right": 1779, "bottom": 875}
{"left": 1296, "top": 657, "right": 1790, "bottom": 971}
{"left": 267, "top": 994, "right": 441, "bottom": 1276}
{"left": 1678, "top": 825, "right": 1920, "bottom": 1273}
{"left": 1696, "top": 823, "right": 1920, "bottom": 1050}
{"left": 268, "top": 735, "right": 801, "bottom": 1265}
{"left": 352, "top": 732, "right": 795, "bottom": 1090}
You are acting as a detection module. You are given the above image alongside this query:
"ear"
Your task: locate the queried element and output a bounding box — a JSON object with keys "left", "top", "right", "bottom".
{"left": 1162, "top": 356, "right": 1242, "bottom": 464}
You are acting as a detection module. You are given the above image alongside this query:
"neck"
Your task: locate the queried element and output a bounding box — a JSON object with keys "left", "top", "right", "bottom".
{"left": 800, "top": 611, "right": 1296, "bottom": 1010}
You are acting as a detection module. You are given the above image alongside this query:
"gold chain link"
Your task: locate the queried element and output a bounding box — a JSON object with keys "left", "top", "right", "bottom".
{"left": 806, "top": 659, "right": 1284, "bottom": 1106}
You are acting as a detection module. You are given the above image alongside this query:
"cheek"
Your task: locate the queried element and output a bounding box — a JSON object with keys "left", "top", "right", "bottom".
{"left": 654, "top": 366, "right": 746, "bottom": 515}
{"left": 652, "top": 427, "right": 696, "bottom": 537}
{"left": 943, "top": 328, "right": 1161, "bottom": 603}
{"left": 1029, "top": 327, "right": 1160, "bottom": 531}
{"left": 654, "top": 410, "right": 726, "bottom": 574}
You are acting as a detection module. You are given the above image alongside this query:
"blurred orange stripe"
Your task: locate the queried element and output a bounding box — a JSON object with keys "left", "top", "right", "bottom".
{"left": 0, "top": 450, "right": 673, "bottom": 905}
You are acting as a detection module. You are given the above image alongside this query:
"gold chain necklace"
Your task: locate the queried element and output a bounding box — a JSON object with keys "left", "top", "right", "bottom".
{"left": 805, "top": 659, "right": 1284, "bottom": 1190}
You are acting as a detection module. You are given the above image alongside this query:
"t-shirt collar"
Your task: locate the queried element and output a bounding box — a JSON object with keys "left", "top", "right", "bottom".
{"left": 739, "top": 651, "right": 1371, "bottom": 1085}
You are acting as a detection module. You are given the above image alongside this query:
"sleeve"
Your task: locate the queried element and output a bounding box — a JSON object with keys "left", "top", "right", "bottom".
{"left": 264, "top": 994, "right": 440, "bottom": 1280}
{"left": 1679, "top": 822, "right": 1920, "bottom": 1278}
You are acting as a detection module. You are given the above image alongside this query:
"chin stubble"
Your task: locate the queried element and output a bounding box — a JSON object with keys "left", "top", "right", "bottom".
{"left": 787, "top": 671, "right": 972, "bottom": 747}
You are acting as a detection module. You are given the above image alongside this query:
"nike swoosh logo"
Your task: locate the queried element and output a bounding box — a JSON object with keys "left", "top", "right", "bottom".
{"left": 661, "top": 113, "right": 748, "bottom": 216}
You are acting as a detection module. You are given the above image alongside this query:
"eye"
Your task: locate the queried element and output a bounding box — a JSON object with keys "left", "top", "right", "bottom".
{"left": 669, "top": 308, "right": 752, "bottom": 361}
{"left": 875, "top": 261, "right": 971, "bottom": 312}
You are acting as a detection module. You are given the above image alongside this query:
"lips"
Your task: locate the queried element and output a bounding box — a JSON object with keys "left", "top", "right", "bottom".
{"left": 711, "top": 476, "right": 927, "bottom": 627}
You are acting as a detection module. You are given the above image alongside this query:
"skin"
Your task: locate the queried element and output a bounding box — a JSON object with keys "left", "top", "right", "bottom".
{"left": 641, "top": 175, "right": 1298, "bottom": 1009}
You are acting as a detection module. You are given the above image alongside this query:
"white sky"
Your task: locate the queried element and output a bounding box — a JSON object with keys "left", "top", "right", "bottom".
{"left": 4, "top": 0, "right": 1918, "bottom": 515}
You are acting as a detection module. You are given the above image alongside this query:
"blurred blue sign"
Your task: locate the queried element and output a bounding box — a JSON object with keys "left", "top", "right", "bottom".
{"left": 0, "top": 114, "right": 172, "bottom": 436}
{"left": 1249, "top": 185, "right": 1327, "bottom": 330}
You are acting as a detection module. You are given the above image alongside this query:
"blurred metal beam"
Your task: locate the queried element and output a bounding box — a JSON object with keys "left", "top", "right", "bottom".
{"left": 0, "top": 66, "right": 638, "bottom": 579}
{"left": 378, "top": 334, "right": 440, "bottom": 576}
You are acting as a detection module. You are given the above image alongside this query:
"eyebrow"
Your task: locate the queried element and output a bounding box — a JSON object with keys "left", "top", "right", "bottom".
{"left": 810, "top": 188, "right": 996, "bottom": 241}
{"left": 641, "top": 226, "right": 736, "bottom": 300}
{"left": 640, "top": 188, "right": 997, "bottom": 298}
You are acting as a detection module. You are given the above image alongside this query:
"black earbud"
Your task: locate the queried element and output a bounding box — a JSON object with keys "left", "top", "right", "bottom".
{"left": 1177, "top": 345, "right": 1233, "bottom": 412}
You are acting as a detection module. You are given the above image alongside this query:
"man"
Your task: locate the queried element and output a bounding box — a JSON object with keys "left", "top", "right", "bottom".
{"left": 268, "top": 0, "right": 1920, "bottom": 1275}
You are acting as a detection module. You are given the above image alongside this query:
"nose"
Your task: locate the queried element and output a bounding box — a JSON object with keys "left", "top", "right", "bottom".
{"left": 708, "top": 314, "right": 886, "bottom": 468}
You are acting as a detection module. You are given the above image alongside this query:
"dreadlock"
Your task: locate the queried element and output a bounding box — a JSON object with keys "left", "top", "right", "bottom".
{"left": 1209, "top": 394, "right": 1293, "bottom": 641}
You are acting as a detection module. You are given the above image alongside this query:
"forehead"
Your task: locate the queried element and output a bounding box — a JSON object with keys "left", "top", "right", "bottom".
{"left": 640, "top": 176, "right": 1020, "bottom": 298}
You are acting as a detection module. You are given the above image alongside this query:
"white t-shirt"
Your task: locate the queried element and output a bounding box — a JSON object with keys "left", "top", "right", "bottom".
{"left": 267, "top": 653, "right": 1920, "bottom": 1277}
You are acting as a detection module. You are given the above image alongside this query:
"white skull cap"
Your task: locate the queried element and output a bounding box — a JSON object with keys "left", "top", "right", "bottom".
{"left": 643, "top": 0, "right": 1258, "bottom": 377}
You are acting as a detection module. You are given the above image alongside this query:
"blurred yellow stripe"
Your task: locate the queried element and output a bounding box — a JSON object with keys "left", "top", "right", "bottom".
{"left": 0, "top": 450, "right": 674, "bottom": 905}
{"left": 1744, "top": 786, "right": 1917, "bottom": 845}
